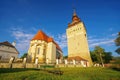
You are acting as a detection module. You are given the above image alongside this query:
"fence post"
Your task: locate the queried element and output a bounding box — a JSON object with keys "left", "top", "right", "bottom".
{"left": 35, "top": 58, "right": 38, "bottom": 68}
{"left": 46, "top": 58, "right": 49, "bottom": 64}
{"left": 65, "top": 59, "right": 68, "bottom": 67}
{"left": 56, "top": 59, "right": 59, "bottom": 65}
{"left": 9, "top": 57, "right": 15, "bottom": 68}
{"left": 73, "top": 59, "right": 76, "bottom": 67}
{"left": 23, "top": 58, "right": 26, "bottom": 68}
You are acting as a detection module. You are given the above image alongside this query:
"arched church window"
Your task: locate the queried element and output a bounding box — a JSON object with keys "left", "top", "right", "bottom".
{"left": 37, "top": 48, "right": 40, "bottom": 54}
{"left": 0, "top": 56, "right": 2, "bottom": 60}
{"left": 43, "top": 49, "right": 46, "bottom": 56}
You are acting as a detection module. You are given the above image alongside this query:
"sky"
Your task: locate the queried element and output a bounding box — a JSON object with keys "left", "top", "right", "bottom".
{"left": 0, "top": 0, "right": 120, "bottom": 57}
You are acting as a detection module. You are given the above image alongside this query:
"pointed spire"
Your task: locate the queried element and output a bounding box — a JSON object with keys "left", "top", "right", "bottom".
{"left": 72, "top": 9, "right": 80, "bottom": 22}
{"left": 73, "top": 8, "right": 77, "bottom": 16}
{"left": 68, "top": 9, "right": 81, "bottom": 28}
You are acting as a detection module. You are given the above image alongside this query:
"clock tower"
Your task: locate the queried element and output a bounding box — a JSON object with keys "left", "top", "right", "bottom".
{"left": 66, "top": 10, "right": 92, "bottom": 66}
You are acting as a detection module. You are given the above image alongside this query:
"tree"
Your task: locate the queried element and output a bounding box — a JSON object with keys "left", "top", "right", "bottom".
{"left": 91, "top": 50, "right": 112, "bottom": 64}
{"left": 90, "top": 51, "right": 98, "bottom": 63}
{"left": 115, "top": 32, "right": 120, "bottom": 55}
{"left": 115, "top": 48, "right": 120, "bottom": 54}
{"left": 63, "top": 56, "right": 68, "bottom": 59}
{"left": 112, "top": 56, "right": 120, "bottom": 64}
{"left": 94, "top": 46, "right": 105, "bottom": 67}
{"left": 103, "top": 52, "right": 112, "bottom": 63}
{"left": 90, "top": 46, "right": 113, "bottom": 67}
{"left": 21, "top": 53, "right": 28, "bottom": 59}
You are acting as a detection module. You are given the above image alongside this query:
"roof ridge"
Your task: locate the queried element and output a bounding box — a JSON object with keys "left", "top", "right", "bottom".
{"left": 31, "top": 30, "right": 62, "bottom": 52}
{"left": 0, "top": 41, "right": 14, "bottom": 48}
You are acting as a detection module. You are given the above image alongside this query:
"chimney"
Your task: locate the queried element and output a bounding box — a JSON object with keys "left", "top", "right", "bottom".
{"left": 12, "top": 41, "right": 16, "bottom": 47}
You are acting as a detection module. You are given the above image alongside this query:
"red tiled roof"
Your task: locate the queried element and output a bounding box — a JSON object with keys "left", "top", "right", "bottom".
{"left": 32, "top": 30, "right": 62, "bottom": 52}
{"left": 32, "top": 30, "right": 48, "bottom": 41}
{"left": 67, "top": 56, "right": 87, "bottom": 61}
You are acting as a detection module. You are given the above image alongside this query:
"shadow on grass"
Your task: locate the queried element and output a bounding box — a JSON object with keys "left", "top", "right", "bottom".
{"left": 0, "top": 68, "right": 40, "bottom": 74}
{"left": 111, "top": 67, "right": 120, "bottom": 71}
{"left": 0, "top": 68, "right": 64, "bottom": 76}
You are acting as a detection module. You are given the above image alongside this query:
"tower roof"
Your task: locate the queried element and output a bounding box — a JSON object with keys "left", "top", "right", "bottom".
{"left": 68, "top": 10, "right": 81, "bottom": 28}
{"left": 72, "top": 10, "right": 81, "bottom": 22}
{"left": 31, "top": 30, "right": 62, "bottom": 52}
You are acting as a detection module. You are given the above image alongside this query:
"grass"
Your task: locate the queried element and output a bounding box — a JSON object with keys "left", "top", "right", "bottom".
{"left": 0, "top": 67, "right": 120, "bottom": 80}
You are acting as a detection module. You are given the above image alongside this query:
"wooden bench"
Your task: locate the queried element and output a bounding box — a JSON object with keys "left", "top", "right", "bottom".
{"left": 48, "top": 68, "right": 63, "bottom": 75}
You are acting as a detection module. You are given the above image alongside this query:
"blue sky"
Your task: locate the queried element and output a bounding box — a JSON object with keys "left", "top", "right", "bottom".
{"left": 0, "top": 0, "right": 120, "bottom": 57}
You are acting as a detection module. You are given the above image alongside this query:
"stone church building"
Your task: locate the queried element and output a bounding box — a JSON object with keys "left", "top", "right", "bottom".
{"left": 66, "top": 11, "right": 92, "bottom": 66}
{"left": 27, "top": 30, "right": 63, "bottom": 64}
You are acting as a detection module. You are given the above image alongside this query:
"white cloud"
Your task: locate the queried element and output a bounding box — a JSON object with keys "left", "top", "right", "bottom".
{"left": 11, "top": 27, "right": 116, "bottom": 55}
{"left": 55, "top": 32, "right": 116, "bottom": 49}
{"left": 54, "top": 33, "right": 67, "bottom": 49}
{"left": 11, "top": 27, "right": 67, "bottom": 54}
{"left": 89, "top": 39, "right": 114, "bottom": 47}
{"left": 11, "top": 28, "right": 34, "bottom": 52}
{"left": 108, "top": 28, "right": 113, "bottom": 31}
{"left": 111, "top": 33, "right": 118, "bottom": 37}
{"left": 88, "top": 34, "right": 116, "bottom": 48}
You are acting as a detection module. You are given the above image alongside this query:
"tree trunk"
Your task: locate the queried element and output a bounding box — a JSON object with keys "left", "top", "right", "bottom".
{"left": 100, "top": 53, "right": 104, "bottom": 67}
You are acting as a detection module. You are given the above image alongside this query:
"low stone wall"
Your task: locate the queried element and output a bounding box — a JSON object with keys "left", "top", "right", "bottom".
{"left": 0, "top": 63, "right": 85, "bottom": 68}
{"left": 0, "top": 63, "right": 37, "bottom": 68}
{"left": 56, "top": 64, "right": 84, "bottom": 67}
{"left": 0, "top": 63, "right": 9, "bottom": 68}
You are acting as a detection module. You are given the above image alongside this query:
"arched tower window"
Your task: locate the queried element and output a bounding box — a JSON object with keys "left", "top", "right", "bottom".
{"left": 85, "top": 34, "right": 86, "bottom": 37}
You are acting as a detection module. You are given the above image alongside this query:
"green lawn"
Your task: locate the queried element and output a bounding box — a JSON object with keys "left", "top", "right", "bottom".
{"left": 0, "top": 67, "right": 120, "bottom": 80}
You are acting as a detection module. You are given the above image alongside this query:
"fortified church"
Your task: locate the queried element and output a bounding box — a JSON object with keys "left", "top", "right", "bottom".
{"left": 27, "top": 10, "right": 92, "bottom": 66}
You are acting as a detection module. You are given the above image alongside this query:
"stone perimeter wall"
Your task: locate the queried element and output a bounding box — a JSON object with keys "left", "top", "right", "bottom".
{"left": 0, "top": 63, "right": 35, "bottom": 68}
{"left": 0, "top": 63, "right": 85, "bottom": 68}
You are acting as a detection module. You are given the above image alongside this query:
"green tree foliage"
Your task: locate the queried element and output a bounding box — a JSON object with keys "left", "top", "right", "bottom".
{"left": 111, "top": 57, "right": 120, "bottom": 70}
{"left": 115, "top": 48, "right": 120, "bottom": 54}
{"left": 94, "top": 46, "right": 104, "bottom": 67}
{"left": 112, "top": 57, "right": 120, "bottom": 64}
{"left": 63, "top": 56, "right": 68, "bottom": 59}
{"left": 103, "top": 52, "right": 112, "bottom": 63}
{"left": 115, "top": 32, "right": 120, "bottom": 55}
{"left": 90, "top": 46, "right": 112, "bottom": 64}
{"left": 90, "top": 51, "right": 98, "bottom": 63}
{"left": 20, "top": 53, "right": 28, "bottom": 59}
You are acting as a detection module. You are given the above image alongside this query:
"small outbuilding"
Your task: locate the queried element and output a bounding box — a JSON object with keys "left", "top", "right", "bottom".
{"left": 67, "top": 56, "right": 89, "bottom": 67}
{"left": 0, "top": 41, "right": 19, "bottom": 62}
